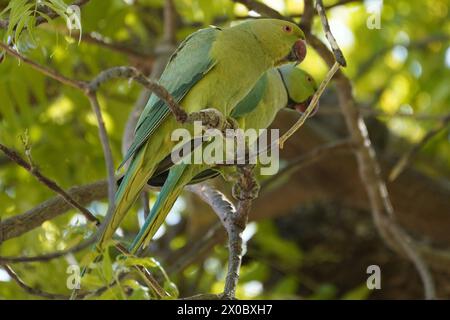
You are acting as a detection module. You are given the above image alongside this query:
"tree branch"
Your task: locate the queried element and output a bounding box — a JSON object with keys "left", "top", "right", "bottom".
{"left": 315, "top": 0, "right": 347, "bottom": 66}
{"left": 1, "top": 264, "right": 69, "bottom": 299}
{"left": 231, "top": 0, "right": 287, "bottom": 20}
{"left": 0, "top": 180, "right": 107, "bottom": 242}
{"left": 389, "top": 113, "right": 450, "bottom": 181}
{"left": 0, "top": 143, "right": 97, "bottom": 224}
{"left": 84, "top": 93, "right": 116, "bottom": 225}
{"left": 0, "top": 42, "right": 87, "bottom": 90}
{"left": 236, "top": 0, "right": 436, "bottom": 300}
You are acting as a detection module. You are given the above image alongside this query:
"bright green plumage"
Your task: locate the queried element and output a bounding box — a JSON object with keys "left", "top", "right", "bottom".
{"left": 128, "top": 65, "right": 317, "bottom": 253}
{"left": 119, "top": 28, "right": 219, "bottom": 169}
{"left": 97, "top": 19, "right": 306, "bottom": 249}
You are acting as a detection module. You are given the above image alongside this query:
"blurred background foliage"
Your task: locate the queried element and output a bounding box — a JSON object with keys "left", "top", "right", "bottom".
{"left": 0, "top": 0, "right": 449, "bottom": 299}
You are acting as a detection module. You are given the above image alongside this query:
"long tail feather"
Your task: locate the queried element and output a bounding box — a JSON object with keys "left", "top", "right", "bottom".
{"left": 128, "top": 164, "right": 194, "bottom": 254}
{"left": 98, "top": 144, "right": 155, "bottom": 249}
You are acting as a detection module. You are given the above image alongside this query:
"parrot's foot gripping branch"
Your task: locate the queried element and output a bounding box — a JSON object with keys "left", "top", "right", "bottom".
{"left": 185, "top": 108, "right": 239, "bottom": 133}
{"left": 221, "top": 164, "right": 259, "bottom": 299}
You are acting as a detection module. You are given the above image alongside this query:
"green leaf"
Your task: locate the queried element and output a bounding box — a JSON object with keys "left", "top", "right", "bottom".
{"left": 119, "top": 256, "right": 158, "bottom": 269}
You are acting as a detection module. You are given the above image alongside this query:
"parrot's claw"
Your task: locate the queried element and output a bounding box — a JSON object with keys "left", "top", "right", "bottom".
{"left": 223, "top": 116, "right": 239, "bottom": 131}
{"left": 187, "top": 108, "right": 225, "bottom": 131}
{"left": 232, "top": 165, "right": 260, "bottom": 201}
{"left": 187, "top": 109, "right": 240, "bottom": 134}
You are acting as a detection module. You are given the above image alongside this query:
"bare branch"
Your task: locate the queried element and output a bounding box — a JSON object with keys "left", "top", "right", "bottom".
{"left": 187, "top": 184, "right": 237, "bottom": 228}
{"left": 0, "top": 42, "right": 87, "bottom": 90}
{"left": 231, "top": 0, "right": 287, "bottom": 21}
{"left": 184, "top": 170, "right": 259, "bottom": 299}
{"left": 85, "top": 94, "right": 116, "bottom": 216}
{"left": 315, "top": 0, "right": 347, "bottom": 66}
{"left": 87, "top": 66, "right": 186, "bottom": 122}
{"left": 0, "top": 180, "right": 107, "bottom": 242}
{"left": 0, "top": 237, "right": 96, "bottom": 264}
{"left": 0, "top": 143, "right": 97, "bottom": 224}
{"left": 300, "top": 0, "right": 315, "bottom": 32}
{"left": 389, "top": 113, "right": 450, "bottom": 181}
{"left": 222, "top": 165, "right": 259, "bottom": 298}
{"left": 1, "top": 264, "right": 69, "bottom": 299}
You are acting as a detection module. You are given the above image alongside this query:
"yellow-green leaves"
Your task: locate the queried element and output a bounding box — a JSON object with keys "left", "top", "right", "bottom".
{"left": 0, "top": 0, "right": 82, "bottom": 49}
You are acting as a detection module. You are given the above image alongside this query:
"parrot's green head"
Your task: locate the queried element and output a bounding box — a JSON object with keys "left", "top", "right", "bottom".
{"left": 278, "top": 63, "right": 318, "bottom": 116}
{"left": 239, "top": 19, "right": 307, "bottom": 65}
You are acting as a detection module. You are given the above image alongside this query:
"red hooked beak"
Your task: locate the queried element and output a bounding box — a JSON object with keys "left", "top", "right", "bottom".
{"left": 294, "top": 39, "right": 307, "bottom": 62}
{"left": 288, "top": 39, "right": 307, "bottom": 63}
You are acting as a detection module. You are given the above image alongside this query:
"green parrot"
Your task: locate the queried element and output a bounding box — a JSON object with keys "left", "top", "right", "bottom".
{"left": 97, "top": 19, "right": 307, "bottom": 249}
{"left": 128, "top": 64, "right": 318, "bottom": 254}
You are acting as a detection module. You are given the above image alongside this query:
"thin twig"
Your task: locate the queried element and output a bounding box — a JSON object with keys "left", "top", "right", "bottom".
{"left": 0, "top": 143, "right": 99, "bottom": 264}
{"left": 315, "top": 0, "right": 347, "bottom": 66}
{"left": 85, "top": 93, "right": 116, "bottom": 218}
{"left": 183, "top": 174, "right": 258, "bottom": 298}
{"left": 389, "top": 113, "right": 450, "bottom": 181}
{"left": 0, "top": 143, "right": 97, "bottom": 223}
{"left": 0, "top": 180, "right": 108, "bottom": 242}
{"left": 1, "top": 264, "right": 69, "bottom": 299}
{"left": 0, "top": 237, "right": 96, "bottom": 263}
{"left": 231, "top": 0, "right": 287, "bottom": 20}
{"left": 0, "top": 42, "right": 87, "bottom": 90}
{"left": 88, "top": 66, "right": 186, "bottom": 122}
{"left": 300, "top": 0, "right": 315, "bottom": 32}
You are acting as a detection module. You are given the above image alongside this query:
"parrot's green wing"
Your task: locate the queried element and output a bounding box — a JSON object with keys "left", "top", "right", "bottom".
{"left": 230, "top": 72, "right": 268, "bottom": 118}
{"left": 141, "top": 72, "right": 270, "bottom": 184}
{"left": 119, "top": 27, "right": 221, "bottom": 169}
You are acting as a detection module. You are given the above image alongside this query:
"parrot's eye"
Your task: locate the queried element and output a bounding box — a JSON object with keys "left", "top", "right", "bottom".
{"left": 283, "top": 25, "right": 293, "bottom": 33}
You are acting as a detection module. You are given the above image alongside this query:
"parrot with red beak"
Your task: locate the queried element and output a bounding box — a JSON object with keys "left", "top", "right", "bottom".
{"left": 97, "top": 19, "right": 307, "bottom": 249}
